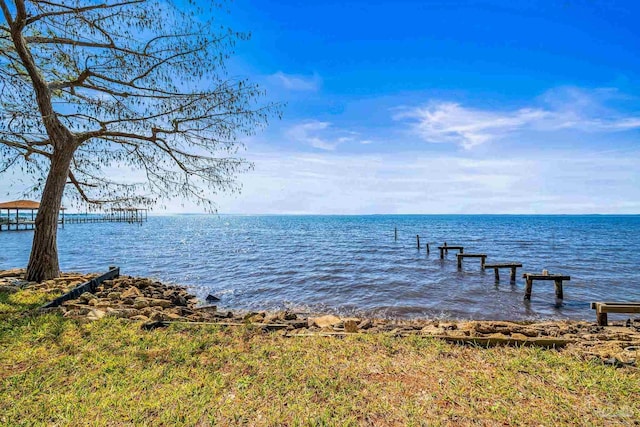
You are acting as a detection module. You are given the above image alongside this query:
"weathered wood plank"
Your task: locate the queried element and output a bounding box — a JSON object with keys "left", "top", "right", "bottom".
{"left": 591, "top": 301, "right": 640, "bottom": 308}
{"left": 40, "top": 267, "right": 120, "bottom": 309}
{"left": 484, "top": 263, "right": 523, "bottom": 268}
{"left": 522, "top": 274, "right": 570, "bottom": 280}
{"left": 593, "top": 304, "right": 640, "bottom": 314}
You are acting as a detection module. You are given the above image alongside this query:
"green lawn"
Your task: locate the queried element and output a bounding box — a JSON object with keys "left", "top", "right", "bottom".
{"left": 1, "top": 290, "right": 638, "bottom": 426}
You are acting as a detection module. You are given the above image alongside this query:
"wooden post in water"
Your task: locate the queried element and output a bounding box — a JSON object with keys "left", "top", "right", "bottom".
{"left": 524, "top": 277, "right": 533, "bottom": 300}
{"left": 444, "top": 241, "right": 448, "bottom": 254}
{"left": 416, "top": 235, "right": 420, "bottom": 249}
{"left": 394, "top": 227, "right": 397, "bottom": 241}
{"left": 426, "top": 243, "right": 430, "bottom": 255}
{"left": 554, "top": 279, "right": 563, "bottom": 299}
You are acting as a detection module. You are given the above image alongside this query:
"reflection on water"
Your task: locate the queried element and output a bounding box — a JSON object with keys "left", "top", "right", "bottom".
{"left": 1, "top": 214, "right": 639, "bottom": 320}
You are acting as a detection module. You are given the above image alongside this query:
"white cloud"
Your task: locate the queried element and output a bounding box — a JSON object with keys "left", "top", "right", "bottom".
{"left": 395, "top": 88, "right": 640, "bottom": 149}
{"left": 286, "top": 120, "right": 370, "bottom": 150}
{"left": 209, "top": 148, "right": 640, "bottom": 214}
{"left": 270, "top": 71, "right": 321, "bottom": 91}
{"left": 394, "top": 103, "right": 549, "bottom": 149}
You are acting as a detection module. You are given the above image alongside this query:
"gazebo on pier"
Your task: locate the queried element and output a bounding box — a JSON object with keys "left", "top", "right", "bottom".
{"left": 0, "top": 200, "right": 66, "bottom": 232}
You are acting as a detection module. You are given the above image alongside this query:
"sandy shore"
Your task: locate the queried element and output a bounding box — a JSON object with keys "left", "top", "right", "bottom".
{"left": 1, "top": 268, "right": 638, "bottom": 365}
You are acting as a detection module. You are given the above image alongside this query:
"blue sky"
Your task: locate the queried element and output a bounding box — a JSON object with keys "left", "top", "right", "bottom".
{"left": 3, "top": 0, "right": 640, "bottom": 213}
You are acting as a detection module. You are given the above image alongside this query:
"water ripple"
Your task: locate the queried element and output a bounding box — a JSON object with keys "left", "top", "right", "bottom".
{"left": 1, "top": 214, "right": 640, "bottom": 320}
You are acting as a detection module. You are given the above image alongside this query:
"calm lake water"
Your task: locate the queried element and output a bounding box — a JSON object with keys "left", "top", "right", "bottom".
{"left": 1, "top": 215, "right": 639, "bottom": 320}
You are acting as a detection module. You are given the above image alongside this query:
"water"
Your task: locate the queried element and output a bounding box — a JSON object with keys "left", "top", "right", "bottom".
{"left": 1, "top": 215, "right": 639, "bottom": 320}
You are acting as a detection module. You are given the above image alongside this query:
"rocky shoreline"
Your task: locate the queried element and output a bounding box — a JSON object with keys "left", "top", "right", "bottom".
{"left": 1, "top": 268, "right": 639, "bottom": 364}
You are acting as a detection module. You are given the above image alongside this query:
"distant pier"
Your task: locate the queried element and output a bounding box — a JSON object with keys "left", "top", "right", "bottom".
{"left": 0, "top": 200, "right": 147, "bottom": 232}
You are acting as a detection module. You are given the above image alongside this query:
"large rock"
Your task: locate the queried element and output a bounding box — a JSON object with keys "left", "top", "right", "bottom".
{"left": 107, "top": 291, "right": 122, "bottom": 300}
{"left": 133, "top": 297, "right": 150, "bottom": 309}
{"left": 86, "top": 309, "right": 106, "bottom": 320}
{"left": 0, "top": 285, "right": 19, "bottom": 294}
{"left": 147, "top": 298, "right": 172, "bottom": 308}
{"left": 310, "top": 315, "right": 341, "bottom": 328}
{"left": 121, "top": 286, "right": 143, "bottom": 299}
{"left": 358, "top": 319, "right": 373, "bottom": 330}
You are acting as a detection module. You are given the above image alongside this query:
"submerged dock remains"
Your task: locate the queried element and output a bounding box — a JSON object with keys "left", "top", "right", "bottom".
{"left": 523, "top": 272, "right": 570, "bottom": 300}
{"left": 591, "top": 301, "right": 640, "bottom": 326}
{"left": 438, "top": 244, "right": 464, "bottom": 259}
{"left": 456, "top": 253, "right": 488, "bottom": 270}
{"left": 484, "top": 263, "right": 523, "bottom": 281}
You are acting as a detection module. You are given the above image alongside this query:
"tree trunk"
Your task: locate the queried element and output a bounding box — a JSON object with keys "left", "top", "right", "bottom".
{"left": 26, "top": 147, "right": 75, "bottom": 282}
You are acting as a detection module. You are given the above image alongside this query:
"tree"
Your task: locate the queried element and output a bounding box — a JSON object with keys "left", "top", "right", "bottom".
{"left": 0, "top": 0, "right": 277, "bottom": 281}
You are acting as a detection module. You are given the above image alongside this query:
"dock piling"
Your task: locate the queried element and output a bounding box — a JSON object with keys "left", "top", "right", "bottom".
{"left": 394, "top": 227, "right": 397, "bottom": 241}
{"left": 416, "top": 235, "right": 420, "bottom": 249}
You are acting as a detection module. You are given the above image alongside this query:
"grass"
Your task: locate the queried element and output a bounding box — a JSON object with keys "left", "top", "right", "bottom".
{"left": 1, "top": 289, "right": 639, "bottom": 426}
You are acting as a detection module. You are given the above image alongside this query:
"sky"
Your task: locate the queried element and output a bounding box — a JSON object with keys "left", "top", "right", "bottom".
{"left": 3, "top": 0, "right": 640, "bottom": 214}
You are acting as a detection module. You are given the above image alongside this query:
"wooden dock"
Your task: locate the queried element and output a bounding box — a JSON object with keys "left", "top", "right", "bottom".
{"left": 0, "top": 200, "right": 147, "bottom": 231}
{"left": 64, "top": 209, "right": 148, "bottom": 225}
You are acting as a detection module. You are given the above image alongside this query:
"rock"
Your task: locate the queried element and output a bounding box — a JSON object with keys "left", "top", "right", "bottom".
{"left": 178, "top": 307, "right": 195, "bottom": 316}
{"left": 130, "top": 315, "right": 150, "bottom": 322}
{"left": 310, "top": 315, "right": 341, "bottom": 328}
{"left": 61, "top": 301, "right": 88, "bottom": 309}
{"left": 166, "top": 313, "right": 183, "bottom": 320}
{"left": 264, "top": 314, "right": 281, "bottom": 324}
{"left": 358, "top": 319, "right": 373, "bottom": 330}
{"left": 150, "top": 311, "right": 167, "bottom": 321}
{"left": 77, "top": 292, "right": 95, "bottom": 303}
{"left": 133, "top": 297, "right": 150, "bottom": 309}
{"left": 86, "top": 309, "right": 106, "bottom": 320}
{"left": 0, "top": 285, "right": 19, "bottom": 293}
{"left": 107, "top": 291, "right": 122, "bottom": 300}
{"left": 195, "top": 305, "right": 217, "bottom": 313}
{"left": 283, "top": 311, "right": 297, "bottom": 321}
{"left": 172, "top": 295, "right": 188, "bottom": 306}
{"left": 64, "top": 308, "right": 90, "bottom": 317}
{"left": 187, "top": 314, "right": 205, "bottom": 322}
{"left": 140, "top": 307, "right": 159, "bottom": 317}
{"left": 511, "top": 333, "right": 530, "bottom": 340}
{"left": 344, "top": 319, "right": 359, "bottom": 333}
{"left": 121, "top": 286, "right": 142, "bottom": 299}
{"left": 246, "top": 313, "right": 265, "bottom": 323}
{"left": 206, "top": 294, "right": 220, "bottom": 302}
{"left": 244, "top": 311, "right": 263, "bottom": 320}
{"left": 286, "top": 319, "right": 308, "bottom": 329}
{"left": 147, "top": 298, "right": 172, "bottom": 308}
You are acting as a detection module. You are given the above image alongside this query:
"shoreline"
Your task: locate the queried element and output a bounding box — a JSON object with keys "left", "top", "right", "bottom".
{"left": 1, "top": 268, "right": 639, "bottom": 364}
